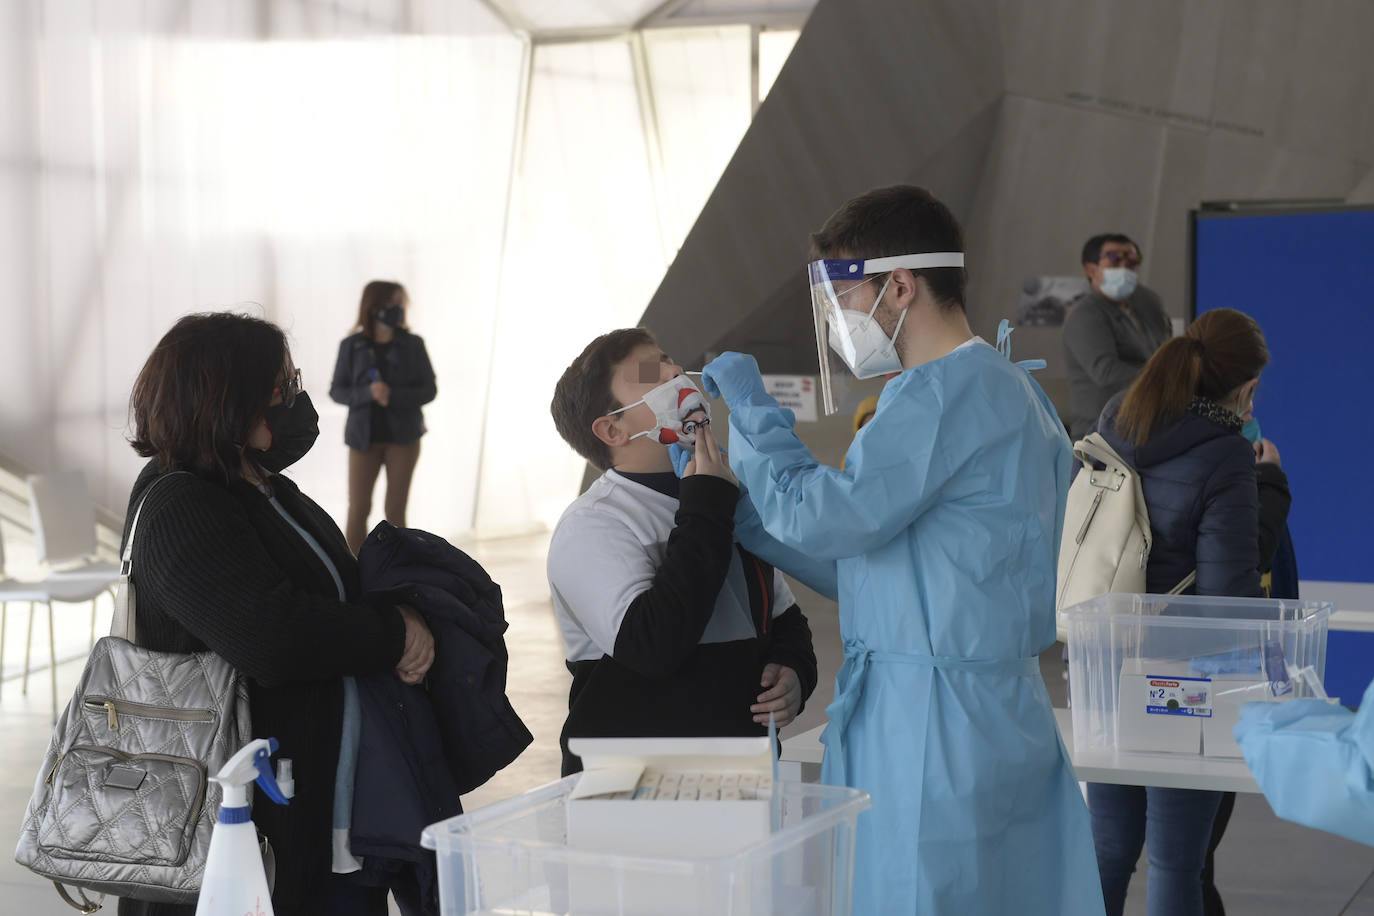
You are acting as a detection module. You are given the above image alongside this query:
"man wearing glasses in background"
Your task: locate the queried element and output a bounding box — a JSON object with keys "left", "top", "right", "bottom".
{"left": 1062, "top": 233, "right": 1173, "bottom": 439}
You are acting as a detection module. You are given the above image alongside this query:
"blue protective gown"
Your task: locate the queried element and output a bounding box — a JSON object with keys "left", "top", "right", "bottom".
{"left": 726, "top": 341, "right": 1104, "bottom": 914}
{"left": 1235, "top": 678, "right": 1374, "bottom": 847}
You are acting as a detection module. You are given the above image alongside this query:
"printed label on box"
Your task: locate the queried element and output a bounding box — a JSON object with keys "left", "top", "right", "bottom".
{"left": 1145, "top": 674, "right": 1213, "bottom": 717}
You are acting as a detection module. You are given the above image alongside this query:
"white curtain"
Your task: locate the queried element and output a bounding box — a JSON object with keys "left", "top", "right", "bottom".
{"left": 0, "top": 1, "right": 794, "bottom": 540}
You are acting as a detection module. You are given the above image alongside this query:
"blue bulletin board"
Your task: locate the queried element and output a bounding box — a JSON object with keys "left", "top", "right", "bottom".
{"left": 1191, "top": 204, "right": 1374, "bottom": 588}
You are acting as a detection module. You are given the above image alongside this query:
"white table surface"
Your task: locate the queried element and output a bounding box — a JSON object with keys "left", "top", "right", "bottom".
{"left": 1332, "top": 609, "right": 1374, "bottom": 633}
{"left": 780, "top": 708, "right": 1260, "bottom": 793}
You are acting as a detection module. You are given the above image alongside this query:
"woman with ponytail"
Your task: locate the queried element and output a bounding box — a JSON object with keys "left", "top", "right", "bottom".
{"left": 1086, "top": 307, "right": 1290, "bottom": 916}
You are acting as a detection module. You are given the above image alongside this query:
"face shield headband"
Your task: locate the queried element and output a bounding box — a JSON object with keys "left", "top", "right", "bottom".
{"left": 809, "top": 251, "right": 965, "bottom": 416}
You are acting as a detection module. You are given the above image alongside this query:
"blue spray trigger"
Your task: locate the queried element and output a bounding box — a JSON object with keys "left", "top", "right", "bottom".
{"left": 253, "top": 738, "right": 290, "bottom": 806}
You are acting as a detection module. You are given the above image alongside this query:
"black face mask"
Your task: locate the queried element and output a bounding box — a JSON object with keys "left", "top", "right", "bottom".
{"left": 377, "top": 305, "right": 404, "bottom": 328}
{"left": 256, "top": 392, "right": 319, "bottom": 472}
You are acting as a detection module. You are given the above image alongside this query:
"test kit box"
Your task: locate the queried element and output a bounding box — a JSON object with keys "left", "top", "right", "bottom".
{"left": 565, "top": 736, "right": 775, "bottom": 913}
{"left": 565, "top": 735, "right": 774, "bottom": 857}
{"left": 1064, "top": 594, "right": 1331, "bottom": 759}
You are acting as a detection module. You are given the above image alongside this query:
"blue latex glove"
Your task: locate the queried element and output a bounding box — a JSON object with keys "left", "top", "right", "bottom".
{"left": 668, "top": 442, "right": 692, "bottom": 479}
{"left": 669, "top": 441, "right": 730, "bottom": 479}
{"left": 701, "top": 352, "right": 771, "bottom": 409}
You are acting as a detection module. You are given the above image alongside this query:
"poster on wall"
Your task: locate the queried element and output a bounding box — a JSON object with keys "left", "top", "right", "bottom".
{"left": 1016, "top": 276, "right": 1091, "bottom": 327}
{"left": 762, "top": 375, "right": 818, "bottom": 423}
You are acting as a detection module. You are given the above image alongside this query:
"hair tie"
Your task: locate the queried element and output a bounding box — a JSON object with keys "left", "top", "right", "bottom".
{"left": 1191, "top": 337, "right": 1205, "bottom": 357}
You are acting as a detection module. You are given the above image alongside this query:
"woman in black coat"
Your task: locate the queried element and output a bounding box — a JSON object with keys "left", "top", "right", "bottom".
{"left": 119, "top": 313, "right": 435, "bottom": 916}
{"left": 1087, "top": 308, "right": 1284, "bottom": 916}
{"left": 330, "top": 281, "right": 437, "bottom": 554}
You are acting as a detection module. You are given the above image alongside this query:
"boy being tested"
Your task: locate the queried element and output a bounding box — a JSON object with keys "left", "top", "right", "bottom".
{"left": 548, "top": 328, "right": 818, "bottom": 774}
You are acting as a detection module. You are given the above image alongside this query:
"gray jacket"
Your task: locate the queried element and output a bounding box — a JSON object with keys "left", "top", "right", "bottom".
{"left": 1062, "top": 286, "right": 1171, "bottom": 439}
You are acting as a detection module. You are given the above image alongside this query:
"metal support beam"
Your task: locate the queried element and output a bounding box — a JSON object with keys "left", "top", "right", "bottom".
{"left": 470, "top": 33, "right": 535, "bottom": 531}
{"left": 750, "top": 23, "right": 761, "bottom": 114}
{"left": 474, "top": 0, "right": 535, "bottom": 36}
{"left": 636, "top": 0, "right": 697, "bottom": 29}
{"left": 629, "top": 31, "right": 676, "bottom": 264}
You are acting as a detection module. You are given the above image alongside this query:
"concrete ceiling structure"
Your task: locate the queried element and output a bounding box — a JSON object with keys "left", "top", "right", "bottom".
{"left": 639, "top": 0, "right": 1374, "bottom": 414}
{"left": 477, "top": 0, "right": 815, "bottom": 37}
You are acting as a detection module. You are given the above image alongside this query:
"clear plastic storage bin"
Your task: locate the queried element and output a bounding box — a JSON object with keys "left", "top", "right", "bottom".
{"left": 420, "top": 776, "right": 870, "bottom": 916}
{"left": 1064, "top": 594, "right": 1332, "bottom": 759}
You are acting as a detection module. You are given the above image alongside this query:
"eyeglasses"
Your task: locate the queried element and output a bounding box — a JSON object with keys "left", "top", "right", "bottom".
{"left": 1100, "top": 250, "right": 1142, "bottom": 269}
{"left": 273, "top": 368, "right": 303, "bottom": 407}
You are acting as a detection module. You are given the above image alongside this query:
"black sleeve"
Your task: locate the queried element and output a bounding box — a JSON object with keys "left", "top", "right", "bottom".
{"left": 388, "top": 335, "right": 438, "bottom": 408}
{"left": 329, "top": 338, "right": 372, "bottom": 407}
{"left": 136, "top": 476, "right": 406, "bottom": 687}
{"left": 766, "top": 604, "right": 818, "bottom": 706}
{"left": 1256, "top": 461, "right": 1292, "bottom": 574}
{"left": 611, "top": 475, "right": 739, "bottom": 678}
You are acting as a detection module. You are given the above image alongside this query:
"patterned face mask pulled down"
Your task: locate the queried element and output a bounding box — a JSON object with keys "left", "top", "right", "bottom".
{"left": 609, "top": 375, "right": 712, "bottom": 447}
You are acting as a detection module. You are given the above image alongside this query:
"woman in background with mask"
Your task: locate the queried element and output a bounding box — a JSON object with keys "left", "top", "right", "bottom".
{"left": 1086, "top": 307, "right": 1285, "bottom": 916}
{"left": 330, "top": 280, "right": 437, "bottom": 553}
{"left": 119, "top": 312, "right": 434, "bottom": 916}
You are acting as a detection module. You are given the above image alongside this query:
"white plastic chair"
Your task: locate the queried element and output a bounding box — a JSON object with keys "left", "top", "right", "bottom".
{"left": 12, "top": 472, "right": 123, "bottom": 721}
{"left": 28, "top": 471, "right": 121, "bottom": 578}
{"left": 0, "top": 532, "right": 115, "bottom": 720}
{"left": 28, "top": 471, "right": 120, "bottom": 641}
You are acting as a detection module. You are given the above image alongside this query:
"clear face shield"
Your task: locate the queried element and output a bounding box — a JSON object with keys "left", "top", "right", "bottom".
{"left": 809, "top": 252, "right": 965, "bottom": 415}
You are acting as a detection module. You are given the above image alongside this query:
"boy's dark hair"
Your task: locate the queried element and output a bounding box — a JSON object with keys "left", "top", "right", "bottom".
{"left": 1081, "top": 233, "right": 1139, "bottom": 265}
{"left": 129, "top": 312, "right": 288, "bottom": 483}
{"left": 809, "top": 184, "right": 966, "bottom": 311}
{"left": 552, "top": 327, "right": 657, "bottom": 471}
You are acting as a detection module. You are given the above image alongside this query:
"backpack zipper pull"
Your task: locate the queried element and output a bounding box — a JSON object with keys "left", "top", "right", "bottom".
{"left": 104, "top": 700, "right": 119, "bottom": 731}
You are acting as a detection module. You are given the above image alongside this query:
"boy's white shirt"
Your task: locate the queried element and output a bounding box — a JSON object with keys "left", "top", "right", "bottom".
{"left": 548, "top": 469, "right": 797, "bottom": 664}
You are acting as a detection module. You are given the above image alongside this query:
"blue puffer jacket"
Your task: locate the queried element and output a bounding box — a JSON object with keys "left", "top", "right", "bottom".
{"left": 1095, "top": 394, "right": 1262, "bottom": 598}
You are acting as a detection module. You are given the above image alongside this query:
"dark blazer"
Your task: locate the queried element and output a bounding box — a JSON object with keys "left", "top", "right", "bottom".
{"left": 349, "top": 522, "right": 532, "bottom": 908}
{"left": 117, "top": 461, "right": 405, "bottom": 916}
{"left": 1062, "top": 287, "right": 1172, "bottom": 439}
{"left": 330, "top": 330, "right": 437, "bottom": 450}
{"left": 1095, "top": 397, "right": 1266, "bottom": 598}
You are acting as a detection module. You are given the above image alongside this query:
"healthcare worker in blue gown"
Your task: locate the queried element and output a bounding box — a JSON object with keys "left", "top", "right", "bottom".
{"left": 693, "top": 186, "right": 1104, "bottom": 914}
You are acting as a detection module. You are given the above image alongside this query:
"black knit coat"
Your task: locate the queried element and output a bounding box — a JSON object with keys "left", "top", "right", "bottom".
{"left": 116, "top": 460, "right": 405, "bottom": 916}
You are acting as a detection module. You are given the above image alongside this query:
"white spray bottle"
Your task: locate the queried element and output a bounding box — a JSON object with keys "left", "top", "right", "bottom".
{"left": 195, "top": 737, "right": 291, "bottom": 916}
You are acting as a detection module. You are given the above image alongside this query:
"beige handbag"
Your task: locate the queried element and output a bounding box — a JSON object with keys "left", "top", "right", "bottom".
{"left": 1056, "top": 435, "right": 1195, "bottom": 641}
{"left": 14, "top": 474, "right": 251, "bottom": 911}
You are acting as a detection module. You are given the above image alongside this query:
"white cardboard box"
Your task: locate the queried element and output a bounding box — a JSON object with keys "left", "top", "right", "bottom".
{"left": 1117, "top": 658, "right": 1204, "bottom": 754}
{"left": 1203, "top": 677, "right": 1280, "bottom": 759}
{"left": 566, "top": 736, "right": 776, "bottom": 914}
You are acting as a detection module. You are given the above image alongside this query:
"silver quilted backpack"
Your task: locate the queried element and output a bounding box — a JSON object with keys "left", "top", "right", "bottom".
{"left": 15, "top": 473, "right": 251, "bottom": 911}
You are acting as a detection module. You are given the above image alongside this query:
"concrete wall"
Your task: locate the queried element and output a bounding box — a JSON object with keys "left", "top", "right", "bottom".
{"left": 640, "top": 0, "right": 1374, "bottom": 421}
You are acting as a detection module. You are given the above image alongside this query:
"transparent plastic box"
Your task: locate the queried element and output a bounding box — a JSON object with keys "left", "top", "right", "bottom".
{"left": 420, "top": 776, "right": 870, "bottom": 916}
{"left": 1064, "top": 594, "right": 1332, "bottom": 759}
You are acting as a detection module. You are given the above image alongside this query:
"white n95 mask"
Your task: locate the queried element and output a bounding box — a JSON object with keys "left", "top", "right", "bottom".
{"left": 1099, "top": 267, "right": 1138, "bottom": 301}
{"left": 608, "top": 375, "right": 711, "bottom": 447}
{"left": 827, "top": 273, "right": 905, "bottom": 379}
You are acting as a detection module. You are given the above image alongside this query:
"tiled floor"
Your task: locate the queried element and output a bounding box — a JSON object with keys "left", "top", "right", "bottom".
{"left": 2, "top": 531, "right": 1371, "bottom": 914}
